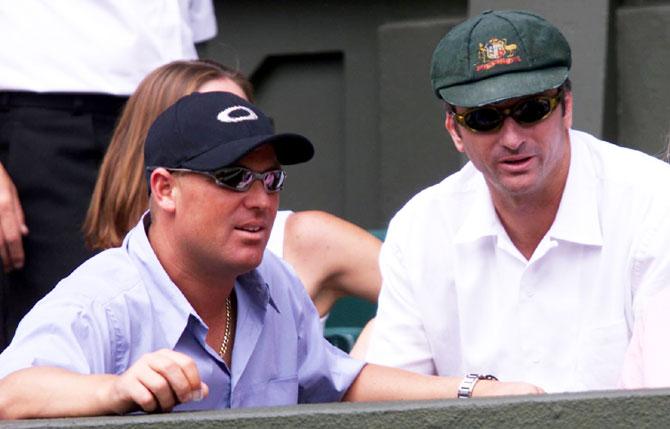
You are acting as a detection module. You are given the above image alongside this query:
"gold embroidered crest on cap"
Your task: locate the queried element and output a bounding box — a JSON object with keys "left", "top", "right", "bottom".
{"left": 476, "top": 38, "right": 521, "bottom": 72}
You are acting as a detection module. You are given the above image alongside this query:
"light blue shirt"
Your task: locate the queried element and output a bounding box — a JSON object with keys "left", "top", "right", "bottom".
{"left": 0, "top": 216, "right": 364, "bottom": 410}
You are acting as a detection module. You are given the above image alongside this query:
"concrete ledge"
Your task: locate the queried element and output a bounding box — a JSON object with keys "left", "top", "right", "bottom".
{"left": 5, "top": 388, "right": 670, "bottom": 428}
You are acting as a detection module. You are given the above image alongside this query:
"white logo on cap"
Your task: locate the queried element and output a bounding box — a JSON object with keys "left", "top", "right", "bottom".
{"left": 217, "top": 106, "right": 258, "bottom": 123}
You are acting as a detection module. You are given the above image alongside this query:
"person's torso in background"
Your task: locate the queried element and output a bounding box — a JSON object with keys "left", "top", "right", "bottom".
{"left": 0, "top": 0, "right": 216, "bottom": 95}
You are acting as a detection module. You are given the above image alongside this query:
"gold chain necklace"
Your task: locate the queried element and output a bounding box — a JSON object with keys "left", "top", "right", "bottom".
{"left": 218, "top": 296, "right": 232, "bottom": 360}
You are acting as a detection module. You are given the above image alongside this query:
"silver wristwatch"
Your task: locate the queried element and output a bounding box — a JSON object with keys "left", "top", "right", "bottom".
{"left": 457, "top": 373, "right": 498, "bottom": 398}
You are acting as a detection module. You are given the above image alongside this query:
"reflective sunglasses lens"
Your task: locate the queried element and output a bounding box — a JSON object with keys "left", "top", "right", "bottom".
{"left": 216, "top": 168, "right": 254, "bottom": 191}
{"left": 512, "top": 98, "right": 552, "bottom": 124}
{"left": 465, "top": 108, "right": 504, "bottom": 132}
{"left": 263, "top": 170, "right": 285, "bottom": 192}
{"left": 214, "top": 168, "right": 285, "bottom": 192}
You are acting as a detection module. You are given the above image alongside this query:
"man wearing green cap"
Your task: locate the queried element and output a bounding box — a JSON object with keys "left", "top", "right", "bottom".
{"left": 366, "top": 10, "right": 670, "bottom": 394}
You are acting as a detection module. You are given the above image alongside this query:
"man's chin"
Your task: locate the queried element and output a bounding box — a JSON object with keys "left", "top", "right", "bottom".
{"left": 492, "top": 174, "right": 540, "bottom": 197}
{"left": 235, "top": 253, "right": 266, "bottom": 274}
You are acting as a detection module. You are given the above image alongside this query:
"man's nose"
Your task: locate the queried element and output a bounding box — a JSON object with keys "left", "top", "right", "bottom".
{"left": 497, "top": 117, "right": 526, "bottom": 151}
{"left": 243, "top": 180, "right": 276, "bottom": 209}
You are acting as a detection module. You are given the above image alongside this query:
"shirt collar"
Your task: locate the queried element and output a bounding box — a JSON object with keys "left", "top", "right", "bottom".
{"left": 236, "top": 268, "right": 281, "bottom": 315}
{"left": 123, "top": 212, "right": 281, "bottom": 349}
{"left": 454, "top": 164, "right": 499, "bottom": 243}
{"left": 546, "top": 132, "right": 603, "bottom": 246}
{"left": 453, "top": 133, "right": 603, "bottom": 247}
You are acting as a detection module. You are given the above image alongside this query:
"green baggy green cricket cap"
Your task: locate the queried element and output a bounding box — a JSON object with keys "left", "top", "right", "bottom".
{"left": 430, "top": 10, "right": 571, "bottom": 107}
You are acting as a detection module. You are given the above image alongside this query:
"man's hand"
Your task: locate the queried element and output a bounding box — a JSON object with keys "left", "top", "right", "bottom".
{"left": 473, "top": 380, "right": 545, "bottom": 397}
{"left": 105, "top": 349, "right": 209, "bottom": 414}
{"left": 0, "top": 163, "right": 28, "bottom": 272}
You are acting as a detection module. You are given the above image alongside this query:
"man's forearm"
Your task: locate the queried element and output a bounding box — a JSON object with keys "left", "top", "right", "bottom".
{"left": 0, "top": 349, "right": 207, "bottom": 419}
{"left": 342, "top": 363, "right": 544, "bottom": 402}
{"left": 0, "top": 367, "right": 122, "bottom": 419}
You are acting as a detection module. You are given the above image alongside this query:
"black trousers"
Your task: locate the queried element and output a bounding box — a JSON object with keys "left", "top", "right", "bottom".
{"left": 0, "top": 92, "right": 127, "bottom": 349}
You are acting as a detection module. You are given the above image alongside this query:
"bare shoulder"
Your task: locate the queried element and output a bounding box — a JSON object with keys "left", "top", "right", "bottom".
{"left": 285, "top": 210, "right": 379, "bottom": 250}
{"left": 282, "top": 210, "right": 382, "bottom": 302}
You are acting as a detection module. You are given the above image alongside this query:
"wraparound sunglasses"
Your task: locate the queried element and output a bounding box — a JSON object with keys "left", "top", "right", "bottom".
{"left": 149, "top": 166, "right": 286, "bottom": 193}
{"left": 452, "top": 90, "right": 564, "bottom": 133}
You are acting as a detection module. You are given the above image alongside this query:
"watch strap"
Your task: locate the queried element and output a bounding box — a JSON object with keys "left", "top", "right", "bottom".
{"left": 457, "top": 373, "right": 498, "bottom": 398}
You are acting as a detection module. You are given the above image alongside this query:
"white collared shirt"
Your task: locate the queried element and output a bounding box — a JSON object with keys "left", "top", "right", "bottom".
{"left": 366, "top": 129, "right": 670, "bottom": 393}
{"left": 0, "top": 0, "right": 217, "bottom": 94}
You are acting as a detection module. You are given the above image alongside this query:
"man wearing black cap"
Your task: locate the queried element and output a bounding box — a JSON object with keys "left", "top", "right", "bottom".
{"left": 0, "top": 92, "right": 542, "bottom": 418}
{"left": 367, "top": 10, "right": 670, "bottom": 394}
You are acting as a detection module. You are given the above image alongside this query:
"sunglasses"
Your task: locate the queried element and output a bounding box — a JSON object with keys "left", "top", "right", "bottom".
{"left": 164, "top": 166, "right": 286, "bottom": 193}
{"left": 451, "top": 90, "right": 564, "bottom": 133}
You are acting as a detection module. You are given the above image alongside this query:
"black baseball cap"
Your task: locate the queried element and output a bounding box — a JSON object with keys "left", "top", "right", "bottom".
{"left": 144, "top": 91, "right": 314, "bottom": 176}
{"left": 430, "top": 10, "right": 571, "bottom": 107}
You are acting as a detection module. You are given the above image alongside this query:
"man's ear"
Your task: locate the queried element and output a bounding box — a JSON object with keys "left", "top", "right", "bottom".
{"left": 149, "top": 168, "right": 178, "bottom": 213}
{"left": 445, "top": 113, "right": 465, "bottom": 153}
{"left": 562, "top": 90, "right": 573, "bottom": 130}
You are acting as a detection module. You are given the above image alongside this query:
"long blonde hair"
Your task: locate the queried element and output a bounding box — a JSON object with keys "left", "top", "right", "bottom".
{"left": 83, "top": 59, "right": 253, "bottom": 250}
